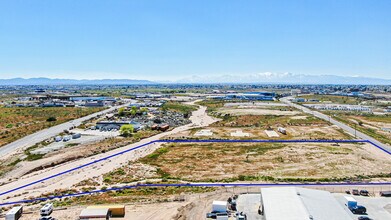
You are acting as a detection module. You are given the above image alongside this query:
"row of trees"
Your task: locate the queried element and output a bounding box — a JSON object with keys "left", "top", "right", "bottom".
{"left": 118, "top": 106, "right": 148, "bottom": 117}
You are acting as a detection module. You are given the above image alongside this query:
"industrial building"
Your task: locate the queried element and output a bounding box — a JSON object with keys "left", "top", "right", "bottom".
{"left": 304, "top": 104, "right": 372, "bottom": 112}
{"left": 209, "top": 91, "right": 276, "bottom": 101}
{"left": 260, "top": 187, "right": 351, "bottom": 220}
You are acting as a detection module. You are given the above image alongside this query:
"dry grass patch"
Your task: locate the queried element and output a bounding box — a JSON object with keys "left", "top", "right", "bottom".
{"left": 139, "top": 142, "right": 391, "bottom": 182}
{"left": 0, "top": 107, "right": 104, "bottom": 147}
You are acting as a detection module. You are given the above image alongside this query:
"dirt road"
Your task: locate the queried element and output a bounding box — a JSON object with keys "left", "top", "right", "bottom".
{"left": 0, "top": 104, "right": 128, "bottom": 159}
{"left": 0, "top": 101, "right": 218, "bottom": 203}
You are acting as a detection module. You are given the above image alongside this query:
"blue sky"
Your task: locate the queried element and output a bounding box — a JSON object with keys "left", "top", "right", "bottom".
{"left": 0, "top": 0, "right": 390, "bottom": 80}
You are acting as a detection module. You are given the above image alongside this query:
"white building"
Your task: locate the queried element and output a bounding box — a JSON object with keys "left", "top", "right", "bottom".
{"left": 304, "top": 104, "right": 372, "bottom": 112}
{"left": 261, "top": 187, "right": 352, "bottom": 220}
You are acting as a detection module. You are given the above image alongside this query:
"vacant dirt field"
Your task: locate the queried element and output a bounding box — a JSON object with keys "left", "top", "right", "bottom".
{"left": 138, "top": 142, "right": 391, "bottom": 182}
{"left": 217, "top": 107, "right": 301, "bottom": 116}
{"left": 168, "top": 113, "right": 351, "bottom": 140}
{"left": 0, "top": 107, "right": 104, "bottom": 147}
{"left": 331, "top": 112, "right": 391, "bottom": 145}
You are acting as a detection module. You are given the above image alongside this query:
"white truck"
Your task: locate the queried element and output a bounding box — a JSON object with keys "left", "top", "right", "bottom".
{"left": 40, "top": 203, "right": 54, "bottom": 216}
{"left": 5, "top": 206, "right": 23, "bottom": 220}
{"left": 212, "top": 201, "right": 228, "bottom": 213}
{"left": 277, "top": 127, "right": 287, "bottom": 135}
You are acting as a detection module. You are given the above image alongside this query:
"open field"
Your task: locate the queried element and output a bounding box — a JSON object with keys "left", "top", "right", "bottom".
{"left": 137, "top": 142, "right": 391, "bottom": 182}
{"left": 0, "top": 101, "right": 218, "bottom": 205}
{"left": 0, "top": 107, "right": 104, "bottom": 147}
{"left": 170, "top": 110, "right": 352, "bottom": 140}
{"left": 169, "top": 101, "right": 352, "bottom": 140}
{"left": 300, "top": 94, "right": 366, "bottom": 104}
{"left": 0, "top": 129, "right": 161, "bottom": 180}
{"left": 330, "top": 112, "right": 391, "bottom": 145}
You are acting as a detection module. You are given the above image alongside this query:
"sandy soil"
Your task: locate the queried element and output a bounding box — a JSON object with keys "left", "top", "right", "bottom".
{"left": 138, "top": 142, "right": 391, "bottom": 181}
{"left": 168, "top": 124, "right": 350, "bottom": 140}
{"left": 218, "top": 108, "right": 301, "bottom": 116}
{"left": 17, "top": 185, "right": 391, "bottom": 220}
{"left": 0, "top": 101, "right": 219, "bottom": 204}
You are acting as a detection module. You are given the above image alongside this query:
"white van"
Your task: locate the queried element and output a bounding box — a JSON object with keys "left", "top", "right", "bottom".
{"left": 40, "top": 203, "right": 53, "bottom": 216}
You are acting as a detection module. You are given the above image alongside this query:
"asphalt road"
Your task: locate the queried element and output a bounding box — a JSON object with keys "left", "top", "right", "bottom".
{"left": 0, "top": 104, "right": 127, "bottom": 159}
{"left": 280, "top": 97, "right": 391, "bottom": 153}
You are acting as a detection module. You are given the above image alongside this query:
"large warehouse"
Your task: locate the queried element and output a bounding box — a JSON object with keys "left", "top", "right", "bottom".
{"left": 261, "top": 187, "right": 352, "bottom": 220}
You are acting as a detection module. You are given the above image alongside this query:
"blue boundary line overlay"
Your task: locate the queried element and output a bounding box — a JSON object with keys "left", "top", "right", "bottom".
{"left": 1, "top": 182, "right": 391, "bottom": 206}
{"left": 0, "top": 139, "right": 390, "bottom": 206}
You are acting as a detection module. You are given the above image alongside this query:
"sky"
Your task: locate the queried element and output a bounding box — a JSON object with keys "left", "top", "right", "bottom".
{"left": 0, "top": 0, "right": 390, "bottom": 81}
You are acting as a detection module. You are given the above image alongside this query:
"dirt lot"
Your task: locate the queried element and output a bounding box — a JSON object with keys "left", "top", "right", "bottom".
{"left": 137, "top": 142, "right": 391, "bottom": 182}
{"left": 180, "top": 101, "right": 352, "bottom": 140}
{"left": 168, "top": 113, "right": 351, "bottom": 140}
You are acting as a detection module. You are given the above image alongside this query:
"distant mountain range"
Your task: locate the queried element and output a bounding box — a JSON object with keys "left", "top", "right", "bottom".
{"left": 176, "top": 72, "right": 391, "bottom": 85}
{"left": 1, "top": 73, "right": 390, "bottom": 85}
{"left": 0, "top": 77, "right": 154, "bottom": 85}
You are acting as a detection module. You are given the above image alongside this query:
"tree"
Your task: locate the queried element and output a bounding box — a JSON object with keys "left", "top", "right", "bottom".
{"left": 46, "top": 116, "right": 57, "bottom": 122}
{"left": 120, "top": 124, "right": 134, "bottom": 137}
{"left": 118, "top": 107, "right": 126, "bottom": 116}
{"left": 130, "top": 106, "right": 138, "bottom": 116}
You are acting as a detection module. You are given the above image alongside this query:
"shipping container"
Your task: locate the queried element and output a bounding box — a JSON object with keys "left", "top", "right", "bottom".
{"left": 5, "top": 206, "right": 23, "bottom": 220}
{"left": 87, "top": 205, "right": 125, "bottom": 217}
{"left": 79, "top": 208, "right": 109, "bottom": 220}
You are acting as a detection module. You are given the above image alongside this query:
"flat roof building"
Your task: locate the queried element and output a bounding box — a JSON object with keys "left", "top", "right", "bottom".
{"left": 261, "top": 187, "right": 352, "bottom": 220}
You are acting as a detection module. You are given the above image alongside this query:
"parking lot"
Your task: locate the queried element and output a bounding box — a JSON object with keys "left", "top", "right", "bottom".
{"left": 236, "top": 193, "right": 263, "bottom": 220}
{"left": 334, "top": 193, "right": 391, "bottom": 220}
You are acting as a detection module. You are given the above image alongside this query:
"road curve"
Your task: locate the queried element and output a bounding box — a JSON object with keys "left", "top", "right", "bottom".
{"left": 280, "top": 97, "right": 391, "bottom": 153}
{"left": 0, "top": 104, "right": 127, "bottom": 159}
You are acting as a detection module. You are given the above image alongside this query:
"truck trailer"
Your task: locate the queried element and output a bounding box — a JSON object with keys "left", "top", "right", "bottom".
{"left": 212, "top": 201, "right": 228, "bottom": 213}
{"left": 344, "top": 196, "right": 357, "bottom": 208}
{"left": 5, "top": 206, "right": 23, "bottom": 220}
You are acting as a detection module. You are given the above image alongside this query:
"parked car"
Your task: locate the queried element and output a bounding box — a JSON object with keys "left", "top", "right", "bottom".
{"left": 360, "top": 190, "right": 369, "bottom": 196}
{"left": 206, "top": 212, "right": 217, "bottom": 219}
{"left": 380, "top": 191, "right": 391, "bottom": 197}
{"left": 39, "top": 216, "right": 56, "bottom": 220}
{"left": 236, "top": 212, "right": 247, "bottom": 220}
{"left": 352, "top": 189, "right": 359, "bottom": 195}
{"left": 358, "top": 216, "right": 373, "bottom": 220}
{"left": 345, "top": 190, "right": 351, "bottom": 194}
{"left": 349, "top": 205, "right": 367, "bottom": 214}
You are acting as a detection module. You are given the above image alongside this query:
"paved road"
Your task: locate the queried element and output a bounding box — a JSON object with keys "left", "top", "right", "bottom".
{"left": 0, "top": 104, "right": 127, "bottom": 159}
{"left": 280, "top": 97, "right": 391, "bottom": 153}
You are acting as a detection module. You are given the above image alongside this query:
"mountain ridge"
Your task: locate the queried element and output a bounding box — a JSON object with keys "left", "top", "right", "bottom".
{"left": 0, "top": 77, "right": 154, "bottom": 85}
{"left": 1, "top": 73, "right": 391, "bottom": 85}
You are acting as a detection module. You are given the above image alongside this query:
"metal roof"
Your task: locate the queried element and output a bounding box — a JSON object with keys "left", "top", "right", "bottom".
{"left": 261, "top": 187, "right": 352, "bottom": 220}
{"left": 80, "top": 208, "right": 109, "bottom": 218}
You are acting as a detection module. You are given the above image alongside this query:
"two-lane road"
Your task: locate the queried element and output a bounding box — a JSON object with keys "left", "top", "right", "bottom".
{"left": 0, "top": 104, "right": 127, "bottom": 159}
{"left": 281, "top": 97, "right": 391, "bottom": 154}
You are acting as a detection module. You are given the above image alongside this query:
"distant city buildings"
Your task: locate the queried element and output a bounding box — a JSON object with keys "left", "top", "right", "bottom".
{"left": 304, "top": 104, "right": 372, "bottom": 112}
{"left": 208, "top": 91, "right": 276, "bottom": 101}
